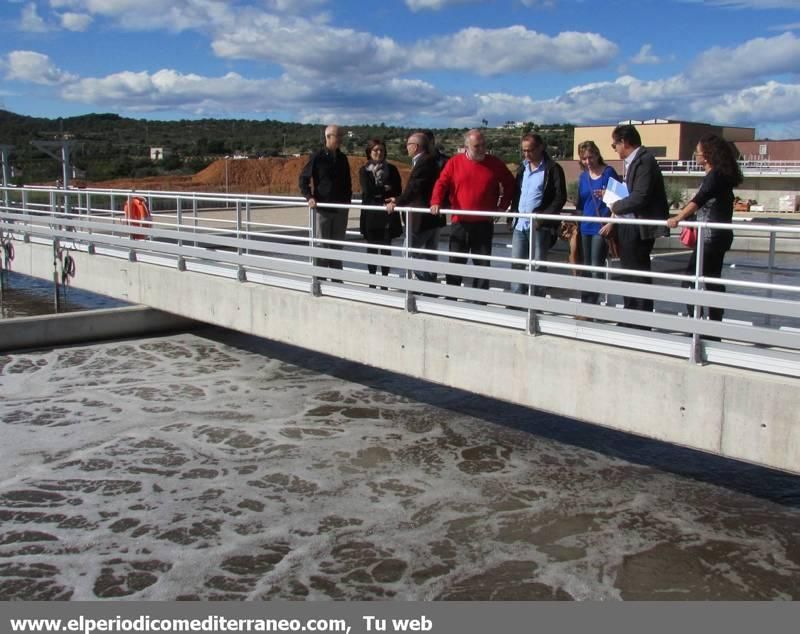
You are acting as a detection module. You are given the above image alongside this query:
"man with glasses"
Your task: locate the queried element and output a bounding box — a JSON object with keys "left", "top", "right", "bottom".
{"left": 609, "top": 124, "right": 669, "bottom": 314}
{"left": 509, "top": 133, "right": 566, "bottom": 295}
{"left": 299, "top": 124, "right": 352, "bottom": 272}
{"left": 386, "top": 132, "right": 442, "bottom": 282}
{"left": 430, "top": 129, "right": 514, "bottom": 290}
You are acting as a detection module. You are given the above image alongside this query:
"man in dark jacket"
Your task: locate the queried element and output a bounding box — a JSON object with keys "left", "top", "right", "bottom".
{"left": 509, "top": 134, "right": 566, "bottom": 295}
{"left": 299, "top": 124, "right": 352, "bottom": 271}
{"left": 387, "top": 132, "right": 442, "bottom": 282}
{"left": 610, "top": 124, "right": 669, "bottom": 312}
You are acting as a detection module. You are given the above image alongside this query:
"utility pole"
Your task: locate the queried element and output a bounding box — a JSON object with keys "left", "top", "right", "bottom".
{"left": 0, "top": 144, "right": 13, "bottom": 213}
{"left": 32, "top": 140, "right": 77, "bottom": 217}
{"left": 32, "top": 140, "right": 76, "bottom": 190}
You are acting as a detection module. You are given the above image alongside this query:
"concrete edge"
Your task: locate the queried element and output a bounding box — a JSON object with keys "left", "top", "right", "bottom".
{"left": 0, "top": 305, "right": 199, "bottom": 353}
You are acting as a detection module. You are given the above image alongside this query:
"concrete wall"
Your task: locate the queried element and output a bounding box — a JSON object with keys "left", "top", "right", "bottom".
{"left": 736, "top": 140, "right": 800, "bottom": 161}
{"left": 10, "top": 240, "right": 800, "bottom": 475}
{"left": 574, "top": 122, "right": 757, "bottom": 161}
{"left": 662, "top": 173, "right": 800, "bottom": 213}
{"left": 0, "top": 305, "right": 196, "bottom": 353}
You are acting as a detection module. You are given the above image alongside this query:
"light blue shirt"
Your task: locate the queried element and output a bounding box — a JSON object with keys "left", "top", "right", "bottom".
{"left": 619, "top": 146, "right": 641, "bottom": 218}
{"left": 623, "top": 146, "right": 641, "bottom": 180}
{"left": 516, "top": 159, "right": 545, "bottom": 232}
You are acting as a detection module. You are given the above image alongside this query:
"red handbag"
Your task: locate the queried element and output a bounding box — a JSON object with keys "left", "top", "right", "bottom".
{"left": 680, "top": 226, "right": 697, "bottom": 248}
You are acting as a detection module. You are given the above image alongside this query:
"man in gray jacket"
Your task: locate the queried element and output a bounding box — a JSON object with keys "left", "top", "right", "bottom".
{"left": 610, "top": 124, "right": 669, "bottom": 313}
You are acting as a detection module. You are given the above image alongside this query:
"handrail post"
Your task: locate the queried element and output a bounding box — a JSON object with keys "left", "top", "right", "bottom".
{"left": 405, "top": 207, "right": 417, "bottom": 313}
{"left": 110, "top": 193, "right": 116, "bottom": 238}
{"left": 176, "top": 195, "right": 183, "bottom": 248}
{"left": 86, "top": 193, "right": 92, "bottom": 237}
{"left": 527, "top": 212, "right": 539, "bottom": 335}
{"left": 52, "top": 238, "right": 60, "bottom": 313}
{"left": 689, "top": 223, "right": 706, "bottom": 364}
{"left": 235, "top": 200, "right": 242, "bottom": 257}
{"left": 766, "top": 228, "right": 776, "bottom": 327}
{"left": 192, "top": 195, "right": 198, "bottom": 248}
{"left": 245, "top": 199, "right": 251, "bottom": 256}
{"left": 309, "top": 203, "right": 320, "bottom": 296}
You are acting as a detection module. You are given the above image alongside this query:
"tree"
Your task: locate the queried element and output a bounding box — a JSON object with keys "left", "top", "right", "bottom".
{"left": 162, "top": 151, "right": 182, "bottom": 171}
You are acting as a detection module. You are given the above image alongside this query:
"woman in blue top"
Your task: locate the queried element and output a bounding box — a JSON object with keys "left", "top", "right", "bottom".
{"left": 576, "top": 141, "right": 620, "bottom": 304}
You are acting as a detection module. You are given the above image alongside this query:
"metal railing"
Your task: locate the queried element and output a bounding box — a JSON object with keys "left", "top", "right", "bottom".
{"left": 1, "top": 185, "right": 799, "bottom": 377}
{"left": 660, "top": 159, "right": 800, "bottom": 175}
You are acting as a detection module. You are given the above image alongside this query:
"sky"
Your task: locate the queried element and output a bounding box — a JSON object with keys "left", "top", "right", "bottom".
{"left": 1, "top": 0, "right": 799, "bottom": 138}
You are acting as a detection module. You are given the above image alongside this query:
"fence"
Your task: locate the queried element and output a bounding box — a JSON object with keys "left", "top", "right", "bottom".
{"left": 659, "top": 159, "right": 800, "bottom": 175}
{"left": 1, "top": 185, "right": 799, "bottom": 377}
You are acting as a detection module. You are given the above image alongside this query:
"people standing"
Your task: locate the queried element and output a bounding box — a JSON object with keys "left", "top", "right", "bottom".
{"left": 299, "top": 124, "right": 352, "bottom": 272}
{"left": 609, "top": 124, "right": 669, "bottom": 313}
{"left": 667, "top": 134, "right": 743, "bottom": 322}
{"left": 576, "top": 140, "right": 620, "bottom": 304}
{"left": 358, "top": 139, "right": 402, "bottom": 282}
{"left": 508, "top": 134, "right": 566, "bottom": 295}
{"left": 431, "top": 129, "right": 515, "bottom": 290}
{"left": 386, "top": 132, "right": 441, "bottom": 282}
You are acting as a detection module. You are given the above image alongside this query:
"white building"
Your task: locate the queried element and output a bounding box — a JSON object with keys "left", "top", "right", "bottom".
{"left": 150, "top": 147, "right": 170, "bottom": 161}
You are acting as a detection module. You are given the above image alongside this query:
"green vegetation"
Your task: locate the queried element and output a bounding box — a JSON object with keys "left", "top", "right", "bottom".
{"left": 665, "top": 181, "right": 688, "bottom": 209}
{"left": 0, "top": 110, "right": 576, "bottom": 184}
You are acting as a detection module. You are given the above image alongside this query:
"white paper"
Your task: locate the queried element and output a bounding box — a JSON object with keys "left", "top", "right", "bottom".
{"left": 602, "top": 177, "right": 629, "bottom": 206}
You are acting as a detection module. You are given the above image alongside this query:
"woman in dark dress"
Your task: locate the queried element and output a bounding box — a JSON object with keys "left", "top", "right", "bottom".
{"left": 358, "top": 139, "right": 402, "bottom": 280}
{"left": 667, "top": 134, "right": 743, "bottom": 321}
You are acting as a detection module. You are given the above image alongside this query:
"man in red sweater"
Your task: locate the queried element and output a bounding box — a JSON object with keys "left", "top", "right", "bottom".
{"left": 431, "top": 129, "right": 515, "bottom": 289}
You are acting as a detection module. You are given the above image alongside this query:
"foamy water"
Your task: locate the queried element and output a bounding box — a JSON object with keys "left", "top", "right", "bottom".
{"left": 1, "top": 330, "right": 799, "bottom": 600}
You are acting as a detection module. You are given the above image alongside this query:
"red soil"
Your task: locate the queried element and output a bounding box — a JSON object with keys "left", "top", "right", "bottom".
{"left": 87, "top": 156, "right": 411, "bottom": 196}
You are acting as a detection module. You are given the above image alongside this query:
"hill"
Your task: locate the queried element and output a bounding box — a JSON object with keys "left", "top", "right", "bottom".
{"left": 0, "top": 109, "right": 575, "bottom": 188}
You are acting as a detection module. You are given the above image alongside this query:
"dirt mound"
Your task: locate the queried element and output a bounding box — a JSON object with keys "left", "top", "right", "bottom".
{"left": 90, "top": 156, "right": 411, "bottom": 196}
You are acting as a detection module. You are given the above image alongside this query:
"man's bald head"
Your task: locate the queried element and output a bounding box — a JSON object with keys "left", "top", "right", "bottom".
{"left": 325, "top": 125, "right": 343, "bottom": 151}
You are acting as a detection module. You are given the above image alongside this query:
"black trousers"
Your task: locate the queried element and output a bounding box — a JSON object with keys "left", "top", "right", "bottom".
{"left": 684, "top": 232, "right": 733, "bottom": 321}
{"left": 446, "top": 221, "right": 493, "bottom": 289}
{"left": 617, "top": 223, "right": 655, "bottom": 312}
{"left": 363, "top": 226, "right": 392, "bottom": 276}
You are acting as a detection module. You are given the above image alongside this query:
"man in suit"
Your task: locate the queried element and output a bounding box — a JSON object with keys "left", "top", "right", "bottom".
{"left": 610, "top": 124, "right": 669, "bottom": 313}
{"left": 386, "top": 132, "right": 442, "bottom": 282}
{"left": 299, "top": 124, "right": 352, "bottom": 272}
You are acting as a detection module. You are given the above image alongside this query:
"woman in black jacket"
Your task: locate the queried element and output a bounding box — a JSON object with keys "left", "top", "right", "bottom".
{"left": 359, "top": 139, "right": 402, "bottom": 280}
{"left": 667, "top": 134, "right": 743, "bottom": 321}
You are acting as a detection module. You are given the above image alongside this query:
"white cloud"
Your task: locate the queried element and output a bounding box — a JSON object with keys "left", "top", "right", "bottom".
{"left": 690, "top": 32, "right": 800, "bottom": 86}
{"left": 412, "top": 27, "right": 618, "bottom": 74}
{"left": 631, "top": 44, "right": 662, "bottom": 65}
{"left": 60, "top": 11, "right": 92, "bottom": 30}
{"left": 263, "top": 0, "right": 327, "bottom": 11}
{"left": 3, "top": 50, "right": 76, "bottom": 85}
{"left": 56, "top": 67, "right": 473, "bottom": 122}
{"left": 695, "top": 0, "right": 800, "bottom": 8}
{"left": 211, "top": 13, "right": 406, "bottom": 77}
{"left": 47, "top": 0, "right": 233, "bottom": 31}
{"left": 404, "top": 0, "right": 480, "bottom": 11}
{"left": 20, "top": 2, "right": 50, "bottom": 32}
{"left": 769, "top": 22, "right": 800, "bottom": 31}
{"left": 705, "top": 81, "right": 800, "bottom": 123}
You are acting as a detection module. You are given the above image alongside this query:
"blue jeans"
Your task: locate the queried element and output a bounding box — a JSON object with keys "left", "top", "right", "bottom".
{"left": 510, "top": 226, "right": 554, "bottom": 295}
{"left": 580, "top": 233, "right": 608, "bottom": 304}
